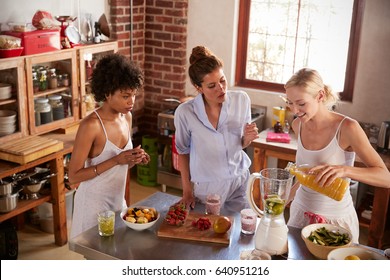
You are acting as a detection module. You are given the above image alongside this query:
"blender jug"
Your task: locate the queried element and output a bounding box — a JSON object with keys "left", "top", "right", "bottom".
{"left": 247, "top": 168, "right": 293, "bottom": 255}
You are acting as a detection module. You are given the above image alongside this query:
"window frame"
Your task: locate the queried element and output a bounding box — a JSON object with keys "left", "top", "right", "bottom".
{"left": 235, "top": 0, "right": 365, "bottom": 101}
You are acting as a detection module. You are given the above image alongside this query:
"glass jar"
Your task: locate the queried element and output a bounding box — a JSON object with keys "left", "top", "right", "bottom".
{"left": 369, "top": 126, "right": 379, "bottom": 144}
{"left": 57, "top": 74, "right": 63, "bottom": 87}
{"left": 48, "top": 95, "right": 65, "bottom": 120}
{"left": 32, "top": 71, "right": 40, "bottom": 93}
{"left": 35, "top": 98, "right": 52, "bottom": 124}
{"left": 62, "top": 73, "right": 70, "bottom": 87}
{"left": 38, "top": 70, "right": 48, "bottom": 91}
{"left": 48, "top": 68, "right": 58, "bottom": 89}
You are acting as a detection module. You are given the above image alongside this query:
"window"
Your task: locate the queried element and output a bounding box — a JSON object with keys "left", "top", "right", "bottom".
{"left": 236, "top": 0, "right": 365, "bottom": 101}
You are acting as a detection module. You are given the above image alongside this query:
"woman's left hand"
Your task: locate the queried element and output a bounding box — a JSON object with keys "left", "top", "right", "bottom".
{"left": 242, "top": 122, "right": 259, "bottom": 148}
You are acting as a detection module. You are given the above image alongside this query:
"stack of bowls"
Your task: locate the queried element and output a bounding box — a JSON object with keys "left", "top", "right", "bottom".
{"left": 0, "top": 110, "right": 17, "bottom": 136}
{"left": 0, "top": 83, "right": 12, "bottom": 100}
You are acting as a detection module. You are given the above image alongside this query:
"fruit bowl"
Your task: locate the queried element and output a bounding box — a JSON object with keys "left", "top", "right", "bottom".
{"left": 301, "top": 223, "right": 352, "bottom": 259}
{"left": 121, "top": 206, "right": 159, "bottom": 231}
{"left": 327, "top": 246, "right": 388, "bottom": 260}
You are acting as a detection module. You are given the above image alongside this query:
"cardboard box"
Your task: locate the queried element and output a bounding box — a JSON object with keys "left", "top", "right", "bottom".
{"left": 3, "top": 30, "right": 61, "bottom": 55}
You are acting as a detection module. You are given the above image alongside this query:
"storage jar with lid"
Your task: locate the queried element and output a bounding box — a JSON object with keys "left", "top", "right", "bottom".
{"left": 38, "top": 70, "right": 48, "bottom": 91}
{"left": 62, "top": 73, "right": 70, "bottom": 87}
{"left": 32, "top": 71, "right": 40, "bottom": 93}
{"left": 48, "top": 68, "right": 58, "bottom": 89}
{"left": 35, "top": 98, "right": 52, "bottom": 124}
{"left": 48, "top": 95, "right": 65, "bottom": 120}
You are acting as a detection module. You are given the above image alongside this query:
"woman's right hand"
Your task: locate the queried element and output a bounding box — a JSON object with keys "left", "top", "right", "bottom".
{"left": 116, "top": 145, "right": 148, "bottom": 167}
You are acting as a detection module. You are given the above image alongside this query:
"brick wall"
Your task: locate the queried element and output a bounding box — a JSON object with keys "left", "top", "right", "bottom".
{"left": 109, "top": 0, "right": 188, "bottom": 136}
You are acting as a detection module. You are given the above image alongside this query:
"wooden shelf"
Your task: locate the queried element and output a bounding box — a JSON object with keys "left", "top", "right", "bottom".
{"left": 0, "top": 194, "right": 51, "bottom": 223}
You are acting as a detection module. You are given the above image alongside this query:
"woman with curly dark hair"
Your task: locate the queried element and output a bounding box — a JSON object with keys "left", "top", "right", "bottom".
{"left": 69, "top": 53, "right": 150, "bottom": 238}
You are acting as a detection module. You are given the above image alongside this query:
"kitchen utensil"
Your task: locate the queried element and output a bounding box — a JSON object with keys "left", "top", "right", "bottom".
{"left": 65, "top": 24, "right": 81, "bottom": 44}
{"left": 18, "top": 172, "right": 55, "bottom": 200}
{"left": 0, "top": 185, "right": 22, "bottom": 213}
{"left": 157, "top": 212, "right": 233, "bottom": 244}
{"left": 98, "top": 14, "right": 110, "bottom": 38}
{"left": 301, "top": 223, "right": 352, "bottom": 259}
{"left": 246, "top": 168, "right": 293, "bottom": 255}
{"left": 0, "top": 180, "right": 14, "bottom": 196}
{"left": 377, "top": 121, "right": 390, "bottom": 153}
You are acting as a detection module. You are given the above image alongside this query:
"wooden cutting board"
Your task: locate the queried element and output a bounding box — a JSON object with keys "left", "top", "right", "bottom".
{"left": 157, "top": 212, "right": 234, "bottom": 245}
{"left": 0, "top": 135, "right": 63, "bottom": 164}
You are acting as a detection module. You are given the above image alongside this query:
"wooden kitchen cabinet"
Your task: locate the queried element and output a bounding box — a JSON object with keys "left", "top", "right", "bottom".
{"left": 0, "top": 42, "right": 119, "bottom": 247}
{"left": 76, "top": 41, "right": 118, "bottom": 118}
{"left": 0, "top": 57, "right": 28, "bottom": 144}
{"left": 25, "top": 49, "right": 79, "bottom": 135}
{"left": 0, "top": 151, "right": 67, "bottom": 246}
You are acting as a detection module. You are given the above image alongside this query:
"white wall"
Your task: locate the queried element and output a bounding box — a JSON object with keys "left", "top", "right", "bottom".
{"left": 0, "top": 0, "right": 107, "bottom": 41}
{"left": 186, "top": 0, "right": 390, "bottom": 129}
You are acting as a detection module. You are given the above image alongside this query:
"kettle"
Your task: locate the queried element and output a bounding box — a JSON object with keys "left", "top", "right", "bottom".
{"left": 377, "top": 121, "right": 390, "bottom": 153}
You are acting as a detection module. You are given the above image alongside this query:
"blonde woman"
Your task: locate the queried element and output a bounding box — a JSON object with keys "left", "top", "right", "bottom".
{"left": 285, "top": 68, "right": 390, "bottom": 243}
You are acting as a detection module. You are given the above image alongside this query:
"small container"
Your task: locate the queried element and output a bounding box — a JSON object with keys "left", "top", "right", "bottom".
{"left": 57, "top": 74, "right": 63, "bottom": 87}
{"left": 283, "top": 121, "right": 290, "bottom": 134}
{"left": 38, "top": 70, "right": 48, "bottom": 91}
{"left": 274, "top": 121, "right": 283, "bottom": 133}
{"left": 35, "top": 98, "right": 52, "bottom": 124}
{"left": 32, "top": 71, "right": 40, "bottom": 93}
{"left": 240, "top": 208, "right": 257, "bottom": 235}
{"left": 48, "top": 68, "right": 58, "bottom": 89}
{"left": 48, "top": 95, "right": 64, "bottom": 120}
{"left": 205, "top": 193, "right": 221, "bottom": 215}
{"left": 62, "top": 73, "right": 70, "bottom": 87}
{"left": 369, "top": 126, "right": 379, "bottom": 144}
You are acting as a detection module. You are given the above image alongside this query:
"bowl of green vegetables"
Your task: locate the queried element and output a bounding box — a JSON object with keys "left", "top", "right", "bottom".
{"left": 301, "top": 223, "right": 352, "bottom": 259}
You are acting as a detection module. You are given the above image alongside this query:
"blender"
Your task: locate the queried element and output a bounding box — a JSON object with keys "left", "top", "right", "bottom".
{"left": 246, "top": 168, "right": 293, "bottom": 255}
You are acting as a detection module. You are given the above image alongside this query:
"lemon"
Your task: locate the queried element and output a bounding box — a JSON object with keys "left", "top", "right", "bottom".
{"left": 344, "top": 255, "right": 360, "bottom": 260}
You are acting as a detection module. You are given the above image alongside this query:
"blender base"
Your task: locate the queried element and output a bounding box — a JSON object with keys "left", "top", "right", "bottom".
{"left": 254, "top": 223, "right": 289, "bottom": 255}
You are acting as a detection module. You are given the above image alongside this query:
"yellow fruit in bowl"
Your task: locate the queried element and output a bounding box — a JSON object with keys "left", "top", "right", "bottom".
{"left": 213, "top": 216, "right": 232, "bottom": 234}
{"left": 344, "top": 255, "right": 360, "bottom": 260}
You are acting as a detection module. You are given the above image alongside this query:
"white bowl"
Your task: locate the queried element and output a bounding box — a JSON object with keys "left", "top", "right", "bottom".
{"left": 301, "top": 223, "right": 352, "bottom": 259}
{"left": 121, "top": 206, "right": 160, "bottom": 231}
{"left": 328, "top": 246, "right": 388, "bottom": 260}
{"left": 0, "top": 83, "right": 12, "bottom": 100}
{"left": 0, "top": 110, "right": 17, "bottom": 123}
{"left": 0, "top": 124, "right": 16, "bottom": 135}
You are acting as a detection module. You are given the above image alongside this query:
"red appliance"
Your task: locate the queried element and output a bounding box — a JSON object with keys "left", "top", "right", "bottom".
{"left": 3, "top": 30, "right": 61, "bottom": 55}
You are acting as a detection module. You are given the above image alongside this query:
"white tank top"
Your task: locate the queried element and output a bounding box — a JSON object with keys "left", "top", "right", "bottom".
{"left": 70, "top": 111, "right": 132, "bottom": 238}
{"left": 295, "top": 117, "right": 356, "bottom": 212}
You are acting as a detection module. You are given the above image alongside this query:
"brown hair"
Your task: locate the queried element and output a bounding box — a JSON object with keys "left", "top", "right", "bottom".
{"left": 284, "top": 68, "right": 339, "bottom": 109}
{"left": 188, "top": 46, "right": 223, "bottom": 87}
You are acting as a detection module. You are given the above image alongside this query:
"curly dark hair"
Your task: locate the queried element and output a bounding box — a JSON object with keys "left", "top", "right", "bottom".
{"left": 91, "top": 53, "right": 144, "bottom": 102}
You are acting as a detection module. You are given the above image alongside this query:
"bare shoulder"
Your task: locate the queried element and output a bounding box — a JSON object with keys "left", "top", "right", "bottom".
{"left": 76, "top": 113, "right": 101, "bottom": 136}
{"left": 340, "top": 116, "right": 362, "bottom": 134}
{"left": 339, "top": 115, "right": 368, "bottom": 149}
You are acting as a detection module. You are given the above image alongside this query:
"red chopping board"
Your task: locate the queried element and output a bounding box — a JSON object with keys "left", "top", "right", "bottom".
{"left": 157, "top": 212, "right": 234, "bottom": 245}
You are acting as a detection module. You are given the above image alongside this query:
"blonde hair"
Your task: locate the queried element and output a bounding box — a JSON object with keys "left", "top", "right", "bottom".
{"left": 284, "top": 68, "right": 339, "bottom": 109}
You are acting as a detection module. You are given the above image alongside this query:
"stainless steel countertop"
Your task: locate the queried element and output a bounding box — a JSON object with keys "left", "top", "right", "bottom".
{"left": 68, "top": 192, "right": 328, "bottom": 260}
